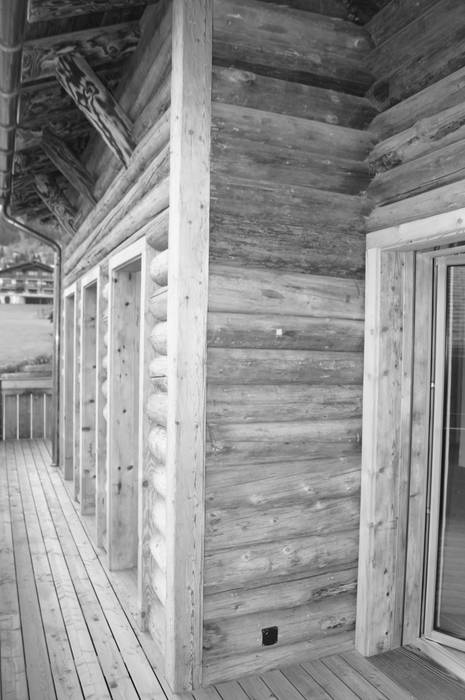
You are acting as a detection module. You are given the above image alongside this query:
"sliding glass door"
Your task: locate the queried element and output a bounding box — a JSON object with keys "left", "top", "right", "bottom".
{"left": 425, "top": 256, "right": 465, "bottom": 649}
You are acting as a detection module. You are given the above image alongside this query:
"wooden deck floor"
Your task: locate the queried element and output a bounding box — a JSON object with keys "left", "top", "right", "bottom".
{"left": 2, "top": 440, "right": 465, "bottom": 699}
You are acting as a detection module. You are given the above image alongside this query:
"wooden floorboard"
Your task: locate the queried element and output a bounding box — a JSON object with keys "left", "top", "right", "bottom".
{"left": 4, "top": 440, "right": 465, "bottom": 700}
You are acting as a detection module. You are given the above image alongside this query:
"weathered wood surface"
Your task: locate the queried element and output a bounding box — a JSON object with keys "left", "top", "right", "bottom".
{"left": 207, "top": 312, "right": 364, "bottom": 351}
{"left": 369, "top": 138, "right": 465, "bottom": 206}
{"left": 55, "top": 54, "right": 135, "bottom": 167}
{"left": 34, "top": 173, "right": 76, "bottom": 238}
{"left": 208, "top": 265, "right": 364, "bottom": 319}
{"left": 66, "top": 111, "right": 169, "bottom": 259}
{"left": 366, "top": 0, "right": 437, "bottom": 46}
{"left": 76, "top": 2, "right": 172, "bottom": 223}
{"left": 164, "top": 0, "right": 212, "bottom": 690}
{"left": 212, "top": 107, "right": 370, "bottom": 195}
{"left": 213, "top": 0, "right": 373, "bottom": 95}
{"left": 369, "top": 102, "right": 465, "bottom": 175}
{"left": 213, "top": 103, "right": 374, "bottom": 161}
{"left": 367, "top": 178, "right": 465, "bottom": 231}
{"left": 368, "top": 0, "right": 465, "bottom": 109}
{"left": 370, "top": 65, "right": 465, "bottom": 140}
{"left": 356, "top": 251, "right": 411, "bottom": 656}
{"left": 207, "top": 348, "right": 363, "bottom": 385}
{"left": 79, "top": 281, "right": 97, "bottom": 516}
{"left": 210, "top": 180, "right": 365, "bottom": 277}
{"left": 41, "top": 128, "right": 96, "bottom": 204}
{"left": 206, "top": 418, "right": 362, "bottom": 467}
{"left": 27, "top": 0, "right": 155, "bottom": 22}
{"left": 205, "top": 490, "right": 360, "bottom": 549}
{"left": 212, "top": 66, "right": 377, "bottom": 128}
{"left": 22, "top": 22, "right": 140, "bottom": 82}
{"left": 207, "top": 384, "right": 362, "bottom": 423}
{"left": 107, "top": 265, "right": 141, "bottom": 571}
{"left": 204, "top": 594, "right": 356, "bottom": 660}
{"left": 204, "top": 529, "right": 359, "bottom": 593}
{"left": 204, "top": 567, "right": 357, "bottom": 620}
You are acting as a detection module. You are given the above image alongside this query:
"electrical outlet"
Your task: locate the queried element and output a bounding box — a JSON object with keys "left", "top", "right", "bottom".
{"left": 262, "top": 626, "right": 278, "bottom": 646}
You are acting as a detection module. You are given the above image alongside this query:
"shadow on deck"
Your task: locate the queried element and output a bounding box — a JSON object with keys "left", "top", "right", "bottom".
{"left": 2, "top": 439, "right": 465, "bottom": 700}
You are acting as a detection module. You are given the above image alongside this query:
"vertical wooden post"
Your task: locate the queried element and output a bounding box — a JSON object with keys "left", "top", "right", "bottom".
{"left": 165, "top": 0, "right": 212, "bottom": 691}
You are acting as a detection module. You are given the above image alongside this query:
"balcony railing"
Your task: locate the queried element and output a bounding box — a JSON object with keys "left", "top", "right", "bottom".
{"left": 1, "top": 369, "right": 52, "bottom": 439}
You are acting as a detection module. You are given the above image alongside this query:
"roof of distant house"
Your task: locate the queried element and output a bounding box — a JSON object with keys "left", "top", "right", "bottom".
{"left": 0, "top": 261, "right": 53, "bottom": 276}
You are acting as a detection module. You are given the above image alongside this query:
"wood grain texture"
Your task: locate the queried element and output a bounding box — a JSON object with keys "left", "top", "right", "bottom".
{"left": 366, "top": 0, "right": 437, "bottom": 46}
{"left": 213, "top": 0, "right": 373, "bottom": 95}
{"left": 164, "top": 0, "right": 212, "bottom": 691}
{"left": 55, "top": 54, "right": 135, "bottom": 167}
{"left": 207, "top": 383, "right": 362, "bottom": 424}
{"left": 207, "top": 313, "right": 364, "bottom": 351}
{"left": 204, "top": 529, "right": 359, "bottom": 593}
{"left": 34, "top": 173, "right": 76, "bottom": 238}
{"left": 41, "top": 128, "right": 96, "bottom": 204}
{"left": 27, "top": 0, "right": 154, "bottom": 22}
{"left": 22, "top": 21, "right": 140, "bottom": 81}
{"left": 369, "top": 102, "right": 465, "bottom": 175}
{"left": 368, "top": 0, "right": 465, "bottom": 109}
{"left": 79, "top": 280, "right": 98, "bottom": 516}
{"left": 370, "top": 65, "right": 465, "bottom": 140}
{"left": 209, "top": 265, "right": 364, "bottom": 319}
{"left": 207, "top": 348, "right": 363, "bottom": 385}
{"left": 210, "top": 178, "right": 366, "bottom": 277}
{"left": 356, "top": 250, "right": 414, "bottom": 656}
{"left": 212, "top": 66, "right": 377, "bottom": 128}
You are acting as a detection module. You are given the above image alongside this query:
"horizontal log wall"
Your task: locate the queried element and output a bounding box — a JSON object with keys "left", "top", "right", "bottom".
{"left": 365, "top": 0, "right": 465, "bottom": 230}
{"left": 203, "top": 0, "right": 372, "bottom": 684}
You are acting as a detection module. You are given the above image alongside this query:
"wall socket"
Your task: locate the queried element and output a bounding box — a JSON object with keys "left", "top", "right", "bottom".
{"left": 262, "top": 626, "right": 278, "bottom": 646}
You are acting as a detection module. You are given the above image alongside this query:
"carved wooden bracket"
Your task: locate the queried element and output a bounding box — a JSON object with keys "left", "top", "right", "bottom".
{"left": 55, "top": 53, "right": 135, "bottom": 167}
{"left": 34, "top": 173, "right": 76, "bottom": 238}
{"left": 41, "top": 127, "right": 97, "bottom": 204}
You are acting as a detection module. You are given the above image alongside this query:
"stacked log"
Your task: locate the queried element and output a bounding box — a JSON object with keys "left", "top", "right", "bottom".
{"left": 144, "top": 227, "right": 169, "bottom": 652}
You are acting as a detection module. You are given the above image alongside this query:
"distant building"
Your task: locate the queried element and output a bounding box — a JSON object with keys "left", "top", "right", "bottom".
{"left": 0, "top": 261, "right": 54, "bottom": 304}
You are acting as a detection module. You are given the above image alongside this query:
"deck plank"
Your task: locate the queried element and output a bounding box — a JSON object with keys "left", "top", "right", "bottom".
{"left": 340, "top": 650, "right": 416, "bottom": 700}
{"left": 371, "top": 648, "right": 465, "bottom": 700}
{"left": 16, "top": 441, "right": 111, "bottom": 700}
{"left": 280, "top": 664, "right": 332, "bottom": 699}
{"left": 5, "top": 441, "right": 58, "bottom": 700}
{"left": 22, "top": 440, "right": 139, "bottom": 700}
{"left": 0, "top": 442, "right": 28, "bottom": 700}
{"left": 34, "top": 439, "right": 168, "bottom": 700}
{"left": 322, "top": 654, "right": 390, "bottom": 699}
{"left": 11, "top": 440, "right": 84, "bottom": 700}
{"left": 7, "top": 440, "right": 465, "bottom": 700}
{"left": 301, "top": 659, "right": 360, "bottom": 699}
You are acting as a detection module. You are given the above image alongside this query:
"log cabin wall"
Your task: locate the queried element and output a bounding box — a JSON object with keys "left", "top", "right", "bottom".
{"left": 365, "top": 0, "right": 465, "bottom": 230}
{"left": 202, "top": 0, "right": 377, "bottom": 685}
{"left": 61, "top": 0, "right": 172, "bottom": 673}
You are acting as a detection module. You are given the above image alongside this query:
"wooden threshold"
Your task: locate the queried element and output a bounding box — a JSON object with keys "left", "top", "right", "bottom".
{"left": 3, "top": 440, "right": 465, "bottom": 699}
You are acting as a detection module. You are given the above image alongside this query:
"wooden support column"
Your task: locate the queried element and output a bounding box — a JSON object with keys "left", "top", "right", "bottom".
{"left": 34, "top": 173, "right": 76, "bottom": 238}
{"left": 55, "top": 53, "right": 135, "bottom": 167}
{"left": 165, "top": 0, "right": 212, "bottom": 692}
{"left": 41, "top": 128, "right": 96, "bottom": 204}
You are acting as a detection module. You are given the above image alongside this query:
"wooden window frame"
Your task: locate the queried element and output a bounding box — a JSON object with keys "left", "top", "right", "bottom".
{"left": 107, "top": 238, "right": 147, "bottom": 580}
{"left": 79, "top": 268, "right": 99, "bottom": 518}
{"left": 356, "top": 207, "right": 465, "bottom": 666}
{"left": 62, "top": 283, "right": 77, "bottom": 482}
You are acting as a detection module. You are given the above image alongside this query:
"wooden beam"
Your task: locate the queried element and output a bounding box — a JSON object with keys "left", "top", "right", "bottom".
{"left": 41, "top": 128, "right": 96, "bottom": 204}
{"left": 22, "top": 22, "right": 140, "bottom": 82}
{"left": 55, "top": 54, "right": 135, "bottom": 167}
{"left": 34, "top": 173, "right": 76, "bottom": 238}
{"left": 27, "top": 0, "right": 156, "bottom": 23}
{"left": 164, "top": 0, "right": 212, "bottom": 691}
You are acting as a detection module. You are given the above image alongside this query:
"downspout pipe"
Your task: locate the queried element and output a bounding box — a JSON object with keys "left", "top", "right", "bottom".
{"left": 0, "top": 203, "right": 62, "bottom": 467}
